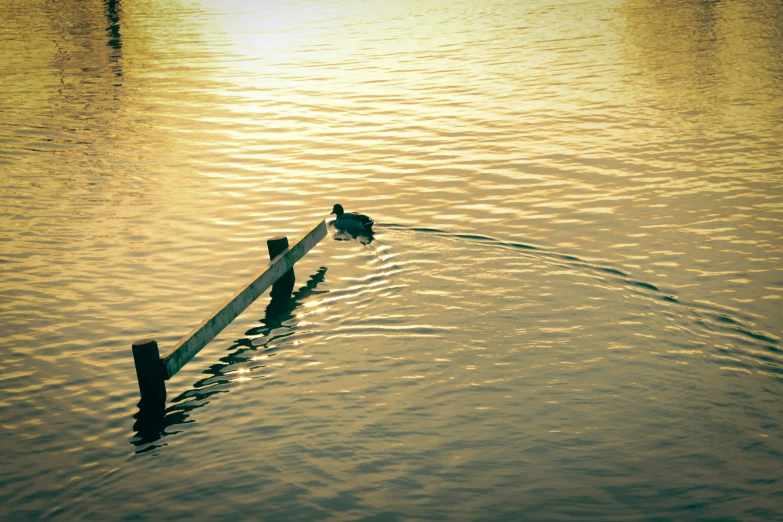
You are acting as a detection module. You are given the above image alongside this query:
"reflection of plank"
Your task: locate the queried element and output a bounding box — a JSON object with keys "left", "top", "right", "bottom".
{"left": 160, "top": 219, "right": 327, "bottom": 380}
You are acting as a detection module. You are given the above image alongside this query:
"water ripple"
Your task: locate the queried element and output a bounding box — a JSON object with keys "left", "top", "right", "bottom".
{"left": 2, "top": 0, "right": 783, "bottom": 520}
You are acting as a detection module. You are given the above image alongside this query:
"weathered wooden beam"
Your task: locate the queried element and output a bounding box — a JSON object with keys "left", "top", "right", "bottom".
{"left": 159, "top": 219, "right": 327, "bottom": 380}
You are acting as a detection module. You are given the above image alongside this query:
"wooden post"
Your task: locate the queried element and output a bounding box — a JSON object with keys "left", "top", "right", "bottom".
{"left": 267, "top": 236, "right": 295, "bottom": 297}
{"left": 132, "top": 339, "right": 166, "bottom": 402}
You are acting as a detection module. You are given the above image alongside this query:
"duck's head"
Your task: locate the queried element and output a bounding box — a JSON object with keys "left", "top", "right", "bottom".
{"left": 330, "top": 204, "right": 344, "bottom": 216}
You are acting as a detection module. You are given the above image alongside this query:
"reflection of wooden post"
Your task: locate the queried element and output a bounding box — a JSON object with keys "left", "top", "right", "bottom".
{"left": 132, "top": 339, "right": 166, "bottom": 402}
{"left": 267, "top": 236, "right": 295, "bottom": 297}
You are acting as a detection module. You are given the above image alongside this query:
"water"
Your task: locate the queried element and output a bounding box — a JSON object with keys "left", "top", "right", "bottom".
{"left": 1, "top": 0, "right": 782, "bottom": 520}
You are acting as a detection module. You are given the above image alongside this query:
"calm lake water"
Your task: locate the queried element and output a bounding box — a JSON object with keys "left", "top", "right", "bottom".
{"left": 2, "top": 0, "right": 782, "bottom": 520}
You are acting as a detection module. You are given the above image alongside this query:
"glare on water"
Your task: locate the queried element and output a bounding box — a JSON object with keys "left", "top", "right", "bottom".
{"left": 1, "top": 0, "right": 782, "bottom": 520}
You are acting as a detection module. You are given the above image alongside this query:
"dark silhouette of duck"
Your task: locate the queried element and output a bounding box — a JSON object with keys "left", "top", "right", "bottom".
{"left": 330, "top": 204, "right": 374, "bottom": 231}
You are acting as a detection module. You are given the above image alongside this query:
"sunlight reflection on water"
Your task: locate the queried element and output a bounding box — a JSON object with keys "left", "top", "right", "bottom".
{"left": 1, "top": 0, "right": 782, "bottom": 520}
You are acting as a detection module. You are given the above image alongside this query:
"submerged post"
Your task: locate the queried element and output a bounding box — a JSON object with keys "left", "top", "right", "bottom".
{"left": 267, "top": 236, "right": 295, "bottom": 297}
{"left": 132, "top": 339, "right": 166, "bottom": 402}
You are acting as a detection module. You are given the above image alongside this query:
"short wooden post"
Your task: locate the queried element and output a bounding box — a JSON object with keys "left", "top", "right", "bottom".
{"left": 267, "top": 236, "right": 295, "bottom": 297}
{"left": 132, "top": 339, "right": 166, "bottom": 402}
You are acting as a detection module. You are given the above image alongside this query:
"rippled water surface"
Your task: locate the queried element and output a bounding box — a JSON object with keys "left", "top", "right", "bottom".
{"left": 2, "top": 0, "right": 782, "bottom": 520}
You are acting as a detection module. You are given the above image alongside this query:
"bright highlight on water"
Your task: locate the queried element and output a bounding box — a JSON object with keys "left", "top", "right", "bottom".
{"left": 1, "top": 0, "right": 781, "bottom": 521}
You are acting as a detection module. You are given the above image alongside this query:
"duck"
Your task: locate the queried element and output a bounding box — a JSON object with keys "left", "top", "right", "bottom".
{"left": 330, "top": 203, "right": 374, "bottom": 231}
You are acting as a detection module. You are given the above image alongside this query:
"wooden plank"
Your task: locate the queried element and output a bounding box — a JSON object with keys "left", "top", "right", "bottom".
{"left": 161, "top": 219, "right": 327, "bottom": 379}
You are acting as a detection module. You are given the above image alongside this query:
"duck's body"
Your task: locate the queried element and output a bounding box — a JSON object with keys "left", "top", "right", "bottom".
{"left": 330, "top": 204, "right": 373, "bottom": 231}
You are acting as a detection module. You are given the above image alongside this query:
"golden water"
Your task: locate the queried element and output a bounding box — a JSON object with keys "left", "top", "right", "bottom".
{"left": 1, "top": 0, "right": 782, "bottom": 520}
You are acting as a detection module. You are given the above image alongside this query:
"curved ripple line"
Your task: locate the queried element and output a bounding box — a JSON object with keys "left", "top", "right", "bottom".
{"left": 379, "top": 222, "right": 780, "bottom": 355}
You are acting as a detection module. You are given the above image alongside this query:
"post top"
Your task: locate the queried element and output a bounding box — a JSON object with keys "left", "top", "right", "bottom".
{"left": 132, "top": 339, "right": 158, "bottom": 349}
